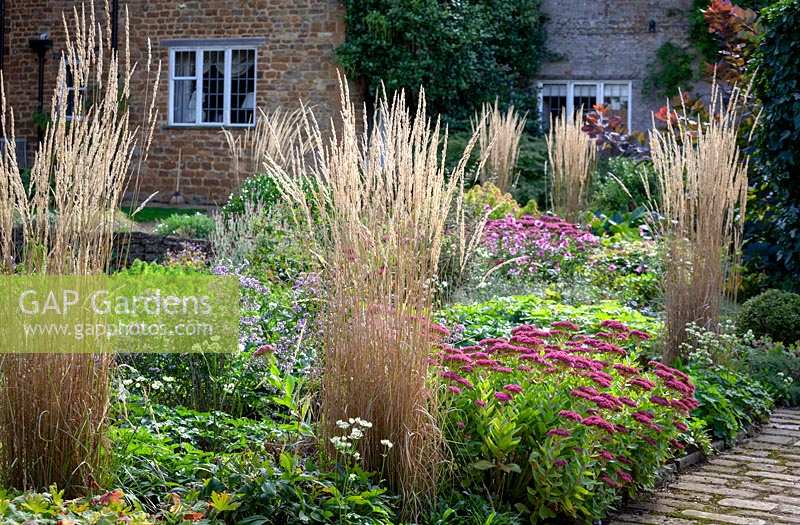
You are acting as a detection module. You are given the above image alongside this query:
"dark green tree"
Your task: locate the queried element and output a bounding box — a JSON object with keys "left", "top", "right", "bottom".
{"left": 746, "top": 0, "right": 800, "bottom": 291}
{"left": 336, "top": 0, "right": 546, "bottom": 126}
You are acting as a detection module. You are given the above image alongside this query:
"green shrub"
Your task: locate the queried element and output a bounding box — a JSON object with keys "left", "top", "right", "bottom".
{"left": 221, "top": 173, "right": 282, "bottom": 217}
{"left": 643, "top": 42, "right": 696, "bottom": 99}
{"left": 591, "top": 157, "right": 658, "bottom": 214}
{"left": 687, "top": 363, "right": 773, "bottom": 442}
{"left": 153, "top": 212, "right": 214, "bottom": 239}
{"left": 464, "top": 182, "right": 537, "bottom": 220}
{"left": 336, "top": 0, "right": 546, "bottom": 123}
{"left": 742, "top": 339, "right": 800, "bottom": 406}
{"left": 747, "top": 0, "right": 800, "bottom": 289}
{"left": 736, "top": 289, "right": 800, "bottom": 344}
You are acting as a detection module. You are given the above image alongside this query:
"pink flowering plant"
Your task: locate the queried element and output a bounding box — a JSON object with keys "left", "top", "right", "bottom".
{"left": 436, "top": 319, "right": 697, "bottom": 523}
{"left": 482, "top": 214, "right": 599, "bottom": 280}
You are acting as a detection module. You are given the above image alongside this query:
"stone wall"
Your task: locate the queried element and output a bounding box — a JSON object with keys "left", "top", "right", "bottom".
{"left": 12, "top": 227, "right": 211, "bottom": 270}
{"left": 538, "top": 0, "right": 694, "bottom": 131}
{"left": 2, "top": 0, "right": 350, "bottom": 204}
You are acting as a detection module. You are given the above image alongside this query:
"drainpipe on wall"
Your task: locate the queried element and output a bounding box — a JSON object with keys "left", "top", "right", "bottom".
{"left": 29, "top": 36, "right": 52, "bottom": 144}
{"left": 0, "top": 0, "right": 5, "bottom": 71}
{"left": 111, "top": 0, "right": 119, "bottom": 51}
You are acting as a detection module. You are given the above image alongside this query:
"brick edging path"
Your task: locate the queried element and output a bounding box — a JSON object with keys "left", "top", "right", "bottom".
{"left": 610, "top": 408, "right": 800, "bottom": 525}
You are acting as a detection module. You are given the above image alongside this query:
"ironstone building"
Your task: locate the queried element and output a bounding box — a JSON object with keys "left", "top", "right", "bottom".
{"left": 1, "top": 0, "right": 347, "bottom": 204}
{"left": 1, "top": 0, "right": 694, "bottom": 204}
{"left": 537, "top": 0, "right": 695, "bottom": 132}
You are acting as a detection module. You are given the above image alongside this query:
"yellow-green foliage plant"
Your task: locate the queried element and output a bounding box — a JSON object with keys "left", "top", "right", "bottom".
{"left": 546, "top": 109, "right": 595, "bottom": 222}
{"left": 0, "top": 3, "right": 158, "bottom": 492}
{"left": 648, "top": 82, "right": 752, "bottom": 364}
{"left": 267, "top": 77, "right": 482, "bottom": 515}
{"left": 472, "top": 101, "right": 527, "bottom": 193}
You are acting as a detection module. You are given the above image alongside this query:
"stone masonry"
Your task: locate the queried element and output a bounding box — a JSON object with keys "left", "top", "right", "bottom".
{"left": 611, "top": 408, "right": 800, "bottom": 525}
{"left": 2, "top": 0, "right": 349, "bottom": 205}
{"left": 539, "top": 0, "right": 695, "bottom": 131}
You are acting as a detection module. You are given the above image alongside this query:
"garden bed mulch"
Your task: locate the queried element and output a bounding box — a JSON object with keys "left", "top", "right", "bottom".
{"left": 607, "top": 408, "right": 800, "bottom": 525}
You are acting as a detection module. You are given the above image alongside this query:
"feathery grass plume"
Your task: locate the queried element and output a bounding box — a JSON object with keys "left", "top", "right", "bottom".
{"left": 0, "top": 2, "right": 159, "bottom": 492}
{"left": 648, "top": 82, "right": 752, "bottom": 364}
{"left": 266, "top": 76, "right": 480, "bottom": 513}
{"left": 546, "top": 108, "right": 596, "bottom": 221}
{"left": 223, "top": 106, "right": 308, "bottom": 188}
{"left": 472, "top": 100, "right": 526, "bottom": 193}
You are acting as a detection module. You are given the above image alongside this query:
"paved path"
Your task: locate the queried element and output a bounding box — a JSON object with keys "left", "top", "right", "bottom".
{"left": 611, "top": 408, "right": 800, "bottom": 525}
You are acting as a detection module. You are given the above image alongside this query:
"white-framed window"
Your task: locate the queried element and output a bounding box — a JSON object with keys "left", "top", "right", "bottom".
{"left": 64, "top": 65, "right": 86, "bottom": 121}
{"left": 167, "top": 40, "right": 260, "bottom": 127}
{"left": 537, "top": 81, "right": 632, "bottom": 131}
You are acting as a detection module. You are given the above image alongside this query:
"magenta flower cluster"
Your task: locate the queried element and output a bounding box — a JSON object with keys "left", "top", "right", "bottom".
{"left": 482, "top": 214, "right": 599, "bottom": 276}
{"left": 437, "top": 317, "right": 698, "bottom": 497}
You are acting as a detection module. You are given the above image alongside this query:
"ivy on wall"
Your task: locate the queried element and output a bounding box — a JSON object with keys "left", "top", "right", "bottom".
{"left": 336, "top": 0, "right": 547, "bottom": 127}
{"left": 745, "top": 0, "right": 800, "bottom": 291}
{"left": 643, "top": 42, "right": 697, "bottom": 99}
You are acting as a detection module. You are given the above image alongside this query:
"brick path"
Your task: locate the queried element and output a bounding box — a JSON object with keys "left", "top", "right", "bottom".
{"left": 610, "top": 408, "right": 800, "bottom": 525}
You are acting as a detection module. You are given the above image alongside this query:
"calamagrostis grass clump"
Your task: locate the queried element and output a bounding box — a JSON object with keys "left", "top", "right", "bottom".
{"left": 649, "top": 83, "right": 751, "bottom": 363}
{"left": 473, "top": 101, "right": 526, "bottom": 193}
{"left": 0, "top": 3, "right": 158, "bottom": 492}
{"left": 267, "top": 77, "right": 480, "bottom": 512}
{"left": 546, "top": 109, "right": 595, "bottom": 221}
{"left": 223, "top": 106, "right": 308, "bottom": 187}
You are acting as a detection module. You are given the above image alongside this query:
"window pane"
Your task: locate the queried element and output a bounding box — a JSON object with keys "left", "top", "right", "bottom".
{"left": 541, "top": 83, "right": 567, "bottom": 131}
{"left": 202, "top": 50, "right": 225, "bottom": 124}
{"left": 603, "top": 83, "right": 629, "bottom": 130}
{"left": 174, "top": 51, "right": 196, "bottom": 77}
{"left": 573, "top": 84, "right": 597, "bottom": 113}
{"left": 173, "top": 79, "right": 197, "bottom": 123}
{"left": 230, "top": 49, "right": 255, "bottom": 125}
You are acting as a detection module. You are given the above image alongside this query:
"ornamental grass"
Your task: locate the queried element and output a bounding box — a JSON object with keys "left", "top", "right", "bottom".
{"left": 472, "top": 101, "right": 526, "bottom": 193}
{"left": 546, "top": 108, "right": 595, "bottom": 222}
{"left": 648, "top": 82, "right": 752, "bottom": 363}
{"left": 267, "top": 77, "right": 481, "bottom": 513}
{"left": 0, "top": 3, "right": 158, "bottom": 492}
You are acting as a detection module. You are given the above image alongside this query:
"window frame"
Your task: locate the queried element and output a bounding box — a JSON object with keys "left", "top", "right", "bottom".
{"left": 167, "top": 44, "right": 258, "bottom": 128}
{"left": 536, "top": 80, "right": 633, "bottom": 132}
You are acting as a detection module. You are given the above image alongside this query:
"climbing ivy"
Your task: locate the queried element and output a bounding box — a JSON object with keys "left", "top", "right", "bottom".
{"left": 644, "top": 42, "right": 696, "bottom": 99}
{"left": 336, "top": 0, "right": 547, "bottom": 126}
{"left": 745, "top": 0, "right": 800, "bottom": 292}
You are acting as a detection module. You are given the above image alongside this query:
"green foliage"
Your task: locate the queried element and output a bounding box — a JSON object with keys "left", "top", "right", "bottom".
{"left": 748, "top": 0, "right": 800, "bottom": 289}
{"left": 153, "top": 212, "right": 214, "bottom": 239}
{"left": 591, "top": 157, "right": 658, "bottom": 214}
{"left": 736, "top": 289, "right": 800, "bottom": 344}
{"left": 447, "top": 131, "right": 547, "bottom": 207}
{"left": 686, "top": 363, "right": 773, "bottom": 442}
{"left": 0, "top": 487, "right": 155, "bottom": 525}
{"left": 510, "top": 134, "right": 548, "bottom": 207}
{"left": 585, "top": 237, "right": 662, "bottom": 307}
{"left": 221, "top": 173, "right": 282, "bottom": 217}
{"left": 126, "top": 207, "right": 208, "bottom": 224}
{"left": 439, "top": 295, "right": 661, "bottom": 346}
{"left": 337, "top": 0, "right": 546, "bottom": 123}
{"left": 464, "top": 183, "right": 537, "bottom": 220}
{"left": 644, "top": 42, "right": 696, "bottom": 99}
{"left": 741, "top": 339, "right": 800, "bottom": 406}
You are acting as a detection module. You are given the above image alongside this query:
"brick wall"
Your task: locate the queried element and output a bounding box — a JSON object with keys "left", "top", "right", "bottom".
{"left": 2, "top": 0, "right": 350, "bottom": 205}
{"left": 538, "top": 0, "right": 694, "bottom": 132}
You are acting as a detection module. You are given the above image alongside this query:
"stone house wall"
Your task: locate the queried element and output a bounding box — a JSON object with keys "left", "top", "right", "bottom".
{"left": 538, "top": 0, "right": 695, "bottom": 132}
{"left": 2, "top": 0, "right": 349, "bottom": 205}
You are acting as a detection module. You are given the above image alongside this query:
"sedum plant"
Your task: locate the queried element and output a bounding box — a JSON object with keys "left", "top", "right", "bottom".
{"left": 437, "top": 320, "right": 696, "bottom": 523}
